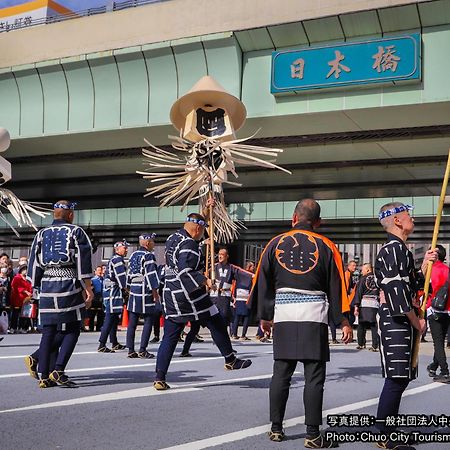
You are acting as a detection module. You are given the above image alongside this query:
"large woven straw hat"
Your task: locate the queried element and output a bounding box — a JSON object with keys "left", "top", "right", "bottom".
{"left": 0, "top": 128, "right": 10, "bottom": 153}
{"left": 170, "top": 76, "right": 247, "bottom": 132}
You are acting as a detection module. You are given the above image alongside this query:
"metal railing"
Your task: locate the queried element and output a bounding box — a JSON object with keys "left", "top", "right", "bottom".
{"left": 0, "top": 0, "right": 169, "bottom": 33}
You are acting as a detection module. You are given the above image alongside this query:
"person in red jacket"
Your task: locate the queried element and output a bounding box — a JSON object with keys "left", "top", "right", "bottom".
{"left": 426, "top": 245, "right": 450, "bottom": 383}
{"left": 10, "top": 264, "right": 32, "bottom": 333}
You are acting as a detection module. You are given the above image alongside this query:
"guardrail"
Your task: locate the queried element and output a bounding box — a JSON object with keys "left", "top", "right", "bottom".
{"left": 0, "top": 0, "right": 169, "bottom": 33}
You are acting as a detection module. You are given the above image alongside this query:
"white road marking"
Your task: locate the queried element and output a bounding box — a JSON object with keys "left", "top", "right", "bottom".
{"left": 0, "top": 348, "right": 273, "bottom": 360}
{"left": 157, "top": 381, "right": 448, "bottom": 450}
{"left": 0, "top": 387, "right": 201, "bottom": 414}
{"left": 0, "top": 351, "right": 100, "bottom": 359}
{"left": 0, "top": 372, "right": 297, "bottom": 414}
{"left": 0, "top": 355, "right": 227, "bottom": 379}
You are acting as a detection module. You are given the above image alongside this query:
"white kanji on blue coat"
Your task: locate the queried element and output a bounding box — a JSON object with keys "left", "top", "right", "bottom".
{"left": 41, "top": 227, "right": 71, "bottom": 265}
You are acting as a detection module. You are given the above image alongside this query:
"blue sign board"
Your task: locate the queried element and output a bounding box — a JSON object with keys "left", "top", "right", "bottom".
{"left": 271, "top": 34, "right": 421, "bottom": 94}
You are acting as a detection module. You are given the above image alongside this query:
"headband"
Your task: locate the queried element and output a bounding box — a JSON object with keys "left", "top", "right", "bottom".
{"left": 186, "top": 216, "right": 208, "bottom": 227}
{"left": 139, "top": 233, "right": 156, "bottom": 240}
{"left": 378, "top": 204, "right": 413, "bottom": 221}
{"left": 53, "top": 202, "right": 77, "bottom": 210}
{"left": 114, "top": 240, "right": 130, "bottom": 248}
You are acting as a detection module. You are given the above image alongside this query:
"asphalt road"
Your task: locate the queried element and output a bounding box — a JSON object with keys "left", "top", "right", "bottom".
{"left": 0, "top": 329, "right": 449, "bottom": 450}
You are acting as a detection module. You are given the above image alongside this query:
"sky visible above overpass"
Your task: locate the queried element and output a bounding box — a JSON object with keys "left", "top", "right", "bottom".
{"left": 0, "top": 0, "right": 167, "bottom": 14}
{"left": 0, "top": 0, "right": 106, "bottom": 11}
{"left": 1, "top": 0, "right": 115, "bottom": 11}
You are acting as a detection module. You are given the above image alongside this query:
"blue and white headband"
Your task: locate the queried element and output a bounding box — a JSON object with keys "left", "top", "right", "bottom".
{"left": 186, "top": 216, "right": 208, "bottom": 227}
{"left": 378, "top": 204, "right": 413, "bottom": 221}
{"left": 139, "top": 233, "right": 156, "bottom": 240}
{"left": 114, "top": 240, "right": 130, "bottom": 248}
{"left": 54, "top": 202, "right": 77, "bottom": 210}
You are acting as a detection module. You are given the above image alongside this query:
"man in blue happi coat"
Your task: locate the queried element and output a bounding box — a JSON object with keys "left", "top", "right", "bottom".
{"left": 154, "top": 212, "right": 252, "bottom": 391}
{"left": 98, "top": 240, "right": 128, "bottom": 353}
{"left": 126, "top": 233, "right": 160, "bottom": 359}
{"left": 26, "top": 200, "right": 94, "bottom": 388}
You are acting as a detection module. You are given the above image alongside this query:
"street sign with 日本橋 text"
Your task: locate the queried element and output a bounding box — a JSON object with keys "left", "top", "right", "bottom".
{"left": 271, "top": 33, "right": 421, "bottom": 94}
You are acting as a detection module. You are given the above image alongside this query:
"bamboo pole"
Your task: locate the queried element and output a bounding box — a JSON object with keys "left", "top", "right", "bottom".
{"left": 208, "top": 192, "right": 215, "bottom": 282}
{"left": 412, "top": 148, "right": 450, "bottom": 368}
{"left": 205, "top": 237, "right": 210, "bottom": 278}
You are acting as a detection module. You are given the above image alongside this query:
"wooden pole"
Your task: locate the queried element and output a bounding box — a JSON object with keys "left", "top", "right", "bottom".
{"left": 208, "top": 192, "right": 215, "bottom": 282}
{"left": 205, "top": 237, "right": 210, "bottom": 278}
{"left": 412, "top": 147, "right": 450, "bottom": 368}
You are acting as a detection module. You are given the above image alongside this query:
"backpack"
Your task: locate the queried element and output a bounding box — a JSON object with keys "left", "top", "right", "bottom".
{"left": 431, "top": 269, "right": 450, "bottom": 312}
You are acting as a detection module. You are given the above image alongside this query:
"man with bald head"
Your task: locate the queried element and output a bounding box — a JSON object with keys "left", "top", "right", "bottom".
{"left": 126, "top": 233, "right": 160, "bottom": 359}
{"left": 374, "top": 202, "right": 437, "bottom": 450}
{"left": 154, "top": 212, "right": 252, "bottom": 390}
{"left": 26, "top": 200, "right": 93, "bottom": 388}
{"left": 251, "top": 198, "right": 352, "bottom": 447}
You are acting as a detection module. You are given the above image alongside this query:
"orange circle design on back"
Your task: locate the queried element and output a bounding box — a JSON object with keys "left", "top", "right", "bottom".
{"left": 275, "top": 231, "right": 319, "bottom": 275}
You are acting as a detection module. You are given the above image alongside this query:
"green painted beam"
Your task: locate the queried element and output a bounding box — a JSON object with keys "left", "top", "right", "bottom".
{"left": 62, "top": 60, "right": 95, "bottom": 131}
{"left": 87, "top": 55, "right": 121, "bottom": 129}
{"left": 14, "top": 68, "right": 43, "bottom": 136}
{"left": 143, "top": 46, "right": 178, "bottom": 125}
{"left": 37, "top": 65, "right": 69, "bottom": 134}
{"left": 115, "top": 51, "right": 149, "bottom": 127}
{"left": 172, "top": 41, "right": 207, "bottom": 96}
{"left": 0, "top": 72, "right": 20, "bottom": 136}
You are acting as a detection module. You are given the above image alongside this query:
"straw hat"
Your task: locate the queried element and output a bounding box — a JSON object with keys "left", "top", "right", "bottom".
{"left": 0, "top": 128, "right": 10, "bottom": 153}
{"left": 170, "top": 76, "right": 247, "bottom": 133}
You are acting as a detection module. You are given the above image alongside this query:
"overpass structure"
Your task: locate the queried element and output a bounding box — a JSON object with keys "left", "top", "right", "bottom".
{"left": 1, "top": 0, "right": 450, "bottom": 258}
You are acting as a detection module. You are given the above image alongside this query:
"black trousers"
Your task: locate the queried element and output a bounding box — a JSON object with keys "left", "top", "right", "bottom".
{"left": 428, "top": 313, "right": 450, "bottom": 375}
{"left": 181, "top": 321, "right": 202, "bottom": 354}
{"left": 329, "top": 322, "right": 337, "bottom": 340}
{"left": 231, "top": 314, "right": 249, "bottom": 337}
{"left": 37, "top": 322, "right": 81, "bottom": 379}
{"left": 270, "top": 359, "right": 326, "bottom": 430}
{"left": 376, "top": 378, "right": 409, "bottom": 433}
{"left": 357, "top": 321, "right": 379, "bottom": 348}
{"left": 153, "top": 310, "right": 161, "bottom": 339}
{"left": 156, "top": 314, "right": 234, "bottom": 381}
{"left": 126, "top": 311, "right": 154, "bottom": 353}
{"left": 87, "top": 308, "right": 104, "bottom": 331}
{"left": 10, "top": 308, "right": 28, "bottom": 331}
{"left": 98, "top": 312, "right": 120, "bottom": 347}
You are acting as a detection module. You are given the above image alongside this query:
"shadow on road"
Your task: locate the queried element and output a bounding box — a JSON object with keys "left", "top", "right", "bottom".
{"left": 71, "top": 369, "right": 214, "bottom": 387}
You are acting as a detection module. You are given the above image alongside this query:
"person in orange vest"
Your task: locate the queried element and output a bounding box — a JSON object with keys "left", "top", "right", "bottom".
{"left": 328, "top": 260, "right": 357, "bottom": 344}
{"left": 250, "top": 198, "right": 352, "bottom": 447}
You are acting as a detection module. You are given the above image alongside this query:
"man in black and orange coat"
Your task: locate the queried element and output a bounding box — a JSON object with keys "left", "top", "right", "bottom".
{"left": 249, "top": 198, "right": 352, "bottom": 448}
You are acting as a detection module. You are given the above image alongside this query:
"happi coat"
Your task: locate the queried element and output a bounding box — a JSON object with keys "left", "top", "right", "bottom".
{"left": 210, "top": 263, "right": 251, "bottom": 321}
{"left": 250, "top": 223, "right": 349, "bottom": 361}
{"left": 27, "top": 218, "right": 93, "bottom": 328}
{"left": 233, "top": 268, "right": 253, "bottom": 316}
{"left": 353, "top": 272, "right": 380, "bottom": 323}
{"left": 162, "top": 228, "right": 218, "bottom": 323}
{"left": 103, "top": 253, "right": 127, "bottom": 314}
{"left": 127, "top": 247, "right": 160, "bottom": 315}
{"left": 375, "top": 233, "right": 423, "bottom": 380}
